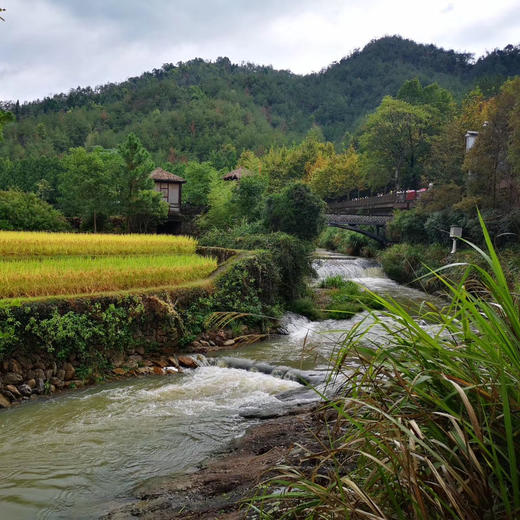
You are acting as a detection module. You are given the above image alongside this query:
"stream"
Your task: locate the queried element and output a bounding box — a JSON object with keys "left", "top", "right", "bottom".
{"left": 0, "top": 251, "right": 437, "bottom": 519}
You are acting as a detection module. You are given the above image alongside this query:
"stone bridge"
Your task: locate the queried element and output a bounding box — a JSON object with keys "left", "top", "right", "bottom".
{"left": 325, "top": 214, "right": 392, "bottom": 245}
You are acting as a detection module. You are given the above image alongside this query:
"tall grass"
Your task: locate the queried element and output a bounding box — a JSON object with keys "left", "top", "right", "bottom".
{"left": 253, "top": 214, "right": 520, "bottom": 519}
{"left": 0, "top": 254, "right": 216, "bottom": 298}
{"left": 0, "top": 231, "right": 196, "bottom": 257}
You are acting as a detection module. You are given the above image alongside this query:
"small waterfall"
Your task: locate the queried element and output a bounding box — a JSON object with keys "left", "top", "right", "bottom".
{"left": 313, "top": 251, "right": 384, "bottom": 281}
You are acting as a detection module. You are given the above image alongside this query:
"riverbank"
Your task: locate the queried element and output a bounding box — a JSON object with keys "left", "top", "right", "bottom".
{"left": 103, "top": 404, "right": 322, "bottom": 520}
{"left": 0, "top": 247, "right": 280, "bottom": 409}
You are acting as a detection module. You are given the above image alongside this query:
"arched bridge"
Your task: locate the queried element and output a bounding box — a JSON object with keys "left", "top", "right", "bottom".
{"left": 326, "top": 214, "right": 392, "bottom": 245}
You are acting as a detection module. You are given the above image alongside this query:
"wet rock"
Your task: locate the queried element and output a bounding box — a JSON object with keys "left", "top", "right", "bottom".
{"left": 110, "top": 351, "right": 125, "bottom": 368}
{"left": 1, "top": 359, "right": 8, "bottom": 371}
{"left": 153, "top": 358, "right": 168, "bottom": 368}
{"left": 165, "top": 366, "right": 178, "bottom": 374}
{"left": 18, "top": 356, "right": 33, "bottom": 371}
{"left": 45, "top": 369, "right": 54, "bottom": 380}
{"left": 112, "top": 368, "right": 126, "bottom": 376}
{"left": 223, "top": 339, "right": 235, "bottom": 346}
{"left": 136, "top": 367, "right": 154, "bottom": 375}
{"left": 30, "top": 394, "right": 38, "bottom": 400}
{"left": 167, "top": 356, "right": 179, "bottom": 368}
{"left": 64, "top": 380, "right": 84, "bottom": 389}
{"left": 63, "top": 363, "right": 75, "bottom": 381}
{"left": 177, "top": 356, "right": 198, "bottom": 369}
{"left": 4, "top": 372, "right": 23, "bottom": 385}
{"left": 50, "top": 377, "right": 64, "bottom": 389}
{"left": 49, "top": 384, "right": 56, "bottom": 393}
{"left": 135, "top": 346, "right": 145, "bottom": 356}
{"left": 126, "top": 355, "right": 142, "bottom": 369}
{"left": 25, "top": 369, "right": 36, "bottom": 380}
{"left": 18, "top": 384, "right": 32, "bottom": 397}
{"left": 25, "top": 379, "right": 36, "bottom": 389}
{"left": 199, "top": 340, "right": 210, "bottom": 347}
{"left": 2, "top": 390, "right": 16, "bottom": 402}
{"left": 6, "top": 385, "right": 21, "bottom": 397}
{"left": 56, "top": 369, "right": 66, "bottom": 381}
{"left": 9, "top": 359, "right": 23, "bottom": 374}
{"left": 209, "top": 340, "right": 216, "bottom": 346}
{"left": 0, "top": 394, "right": 10, "bottom": 408}
{"left": 34, "top": 378, "right": 45, "bottom": 394}
{"left": 153, "top": 367, "right": 165, "bottom": 375}
{"left": 34, "top": 368, "right": 45, "bottom": 381}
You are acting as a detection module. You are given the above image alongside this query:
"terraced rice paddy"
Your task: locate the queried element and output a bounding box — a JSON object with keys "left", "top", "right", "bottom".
{"left": 0, "top": 231, "right": 197, "bottom": 257}
{"left": 0, "top": 231, "right": 217, "bottom": 299}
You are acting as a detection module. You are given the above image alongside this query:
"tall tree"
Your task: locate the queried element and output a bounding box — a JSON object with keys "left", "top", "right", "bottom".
{"left": 59, "top": 147, "right": 115, "bottom": 232}
{"left": 117, "top": 133, "right": 166, "bottom": 232}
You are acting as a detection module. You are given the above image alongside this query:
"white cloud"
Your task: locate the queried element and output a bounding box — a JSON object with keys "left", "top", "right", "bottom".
{"left": 0, "top": 0, "right": 518, "bottom": 102}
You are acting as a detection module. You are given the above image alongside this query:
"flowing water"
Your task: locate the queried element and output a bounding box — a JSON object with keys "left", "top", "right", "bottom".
{"left": 0, "top": 250, "right": 438, "bottom": 519}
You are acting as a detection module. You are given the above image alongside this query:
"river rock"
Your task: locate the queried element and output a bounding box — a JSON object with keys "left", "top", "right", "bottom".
{"left": 126, "top": 355, "right": 142, "bottom": 369}
{"left": 135, "top": 345, "right": 145, "bottom": 356}
{"left": 165, "top": 366, "right": 178, "bottom": 374}
{"left": 2, "top": 390, "right": 16, "bottom": 402}
{"left": 153, "top": 367, "right": 165, "bottom": 375}
{"left": 18, "top": 384, "right": 32, "bottom": 397}
{"left": 8, "top": 359, "right": 23, "bottom": 374}
{"left": 136, "top": 367, "right": 153, "bottom": 375}
{"left": 110, "top": 351, "right": 125, "bottom": 368}
{"left": 153, "top": 358, "right": 168, "bottom": 368}
{"left": 45, "top": 369, "right": 54, "bottom": 380}
{"left": 34, "top": 378, "right": 45, "bottom": 394}
{"left": 112, "top": 368, "right": 126, "bottom": 376}
{"left": 49, "top": 384, "right": 56, "bottom": 393}
{"left": 1, "top": 359, "right": 8, "bottom": 371}
{"left": 0, "top": 394, "right": 10, "bottom": 408}
{"left": 6, "top": 384, "right": 21, "bottom": 397}
{"left": 26, "top": 379, "right": 36, "bottom": 389}
{"left": 223, "top": 339, "right": 235, "bottom": 346}
{"left": 199, "top": 340, "right": 210, "bottom": 347}
{"left": 63, "top": 363, "right": 75, "bottom": 381}
{"left": 56, "top": 369, "right": 66, "bottom": 381}
{"left": 167, "top": 356, "right": 179, "bottom": 368}
{"left": 4, "top": 372, "right": 23, "bottom": 385}
{"left": 34, "top": 368, "right": 45, "bottom": 380}
{"left": 50, "top": 377, "right": 64, "bottom": 389}
{"left": 177, "top": 356, "right": 198, "bottom": 369}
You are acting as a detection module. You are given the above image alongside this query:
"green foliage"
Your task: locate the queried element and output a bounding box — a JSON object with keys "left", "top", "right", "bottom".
{"left": 0, "top": 190, "right": 70, "bottom": 231}
{"left": 200, "top": 230, "right": 314, "bottom": 302}
{"left": 290, "top": 297, "right": 324, "bottom": 321}
{"left": 254, "top": 217, "right": 520, "bottom": 519}
{"left": 231, "top": 174, "right": 267, "bottom": 222}
{"left": 181, "top": 161, "right": 219, "bottom": 206}
{"left": 264, "top": 182, "right": 326, "bottom": 241}
{"left": 318, "top": 227, "right": 380, "bottom": 257}
{"left": 318, "top": 275, "right": 351, "bottom": 289}
{"left": 387, "top": 209, "right": 428, "bottom": 243}
{"left": 322, "top": 279, "right": 383, "bottom": 319}
{"left": 117, "top": 133, "right": 165, "bottom": 232}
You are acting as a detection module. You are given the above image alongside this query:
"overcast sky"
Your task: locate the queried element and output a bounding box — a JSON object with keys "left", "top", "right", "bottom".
{"left": 1, "top": 0, "right": 519, "bottom": 102}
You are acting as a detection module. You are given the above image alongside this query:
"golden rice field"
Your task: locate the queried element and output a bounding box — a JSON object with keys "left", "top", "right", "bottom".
{"left": 0, "top": 254, "right": 217, "bottom": 298}
{"left": 0, "top": 231, "right": 197, "bottom": 257}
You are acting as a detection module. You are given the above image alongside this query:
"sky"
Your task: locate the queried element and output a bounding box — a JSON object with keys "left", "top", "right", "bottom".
{"left": 1, "top": 0, "right": 519, "bottom": 102}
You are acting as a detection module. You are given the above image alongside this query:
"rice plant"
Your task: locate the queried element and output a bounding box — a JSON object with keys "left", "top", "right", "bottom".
{"left": 0, "top": 231, "right": 197, "bottom": 257}
{"left": 0, "top": 254, "right": 216, "bottom": 298}
{"left": 252, "top": 213, "right": 520, "bottom": 519}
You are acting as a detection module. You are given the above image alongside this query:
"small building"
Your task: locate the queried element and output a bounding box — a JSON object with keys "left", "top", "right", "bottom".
{"left": 222, "top": 167, "right": 254, "bottom": 181}
{"left": 150, "top": 167, "right": 186, "bottom": 215}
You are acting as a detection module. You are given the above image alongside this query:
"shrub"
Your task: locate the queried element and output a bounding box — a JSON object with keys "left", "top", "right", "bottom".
{"left": 387, "top": 209, "right": 427, "bottom": 243}
{"left": 318, "top": 227, "right": 380, "bottom": 257}
{"left": 264, "top": 182, "right": 326, "bottom": 241}
{"left": 0, "top": 190, "right": 70, "bottom": 231}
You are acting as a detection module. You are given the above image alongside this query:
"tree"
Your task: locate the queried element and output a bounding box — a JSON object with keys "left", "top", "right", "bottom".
{"left": 59, "top": 147, "right": 116, "bottom": 232}
{"left": 264, "top": 182, "right": 326, "bottom": 241}
{"left": 359, "top": 97, "right": 432, "bottom": 191}
{"left": 181, "top": 161, "right": 219, "bottom": 206}
{"left": 0, "top": 190, "right": 70, "bottom": 231}
{"left": 232, "top": 174, "right": 267, "bottom": 222}
{"left": 117, "top": 133, "right": 165, "bottom": 232}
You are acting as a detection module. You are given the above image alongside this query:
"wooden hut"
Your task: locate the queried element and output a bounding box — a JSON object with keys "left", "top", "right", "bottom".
{"left": 149, "top": 167, "right": 186, "bottom": 215}
{"left": 222, "top": 167, "right": 254, "bottom": 181}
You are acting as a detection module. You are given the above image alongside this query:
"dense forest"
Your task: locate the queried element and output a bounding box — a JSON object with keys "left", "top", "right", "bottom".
{"left": 2, "top": 36, "right": 520, "bottom": 163}
{"left": 0, "top": 35, "right": 520, "bottom": 237}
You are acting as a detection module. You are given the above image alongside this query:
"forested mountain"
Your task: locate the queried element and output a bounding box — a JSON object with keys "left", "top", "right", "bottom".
{"left": 1, "top": 36, "right": 520, "bottom": 166}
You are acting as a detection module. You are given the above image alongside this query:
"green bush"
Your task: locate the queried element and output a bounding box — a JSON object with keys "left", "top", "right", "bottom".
{"left": 0, "top": 190, "right": 70, "bottom": 231}
{"left": 200, "top": 231, "right": 314, "bottom": 302}
{"left": 264, "top": 182, "right": 326, "bottom": 241}
{"left": 318, "top": 227, "right": 380, "bottom": 257}
{"left": 387, "top": 209, "right": 428, "bottom": 243}
{"left": 290, "top": 297, "right": 324, "bottom": 321}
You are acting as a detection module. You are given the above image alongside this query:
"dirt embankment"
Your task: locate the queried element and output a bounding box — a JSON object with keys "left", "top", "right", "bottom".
{"left": 103, "top": 406, "right": 323, "bottom": 520}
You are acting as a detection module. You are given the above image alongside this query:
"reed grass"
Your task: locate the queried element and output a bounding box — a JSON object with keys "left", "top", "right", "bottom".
{"left": 0, "top": 254, "right": 216, "bottom": 298}
{"left": 252, "top": 213, "right": 520, "bottom": 519}
{"left": 0, "top": 231, "right": 196, "bottom": 257}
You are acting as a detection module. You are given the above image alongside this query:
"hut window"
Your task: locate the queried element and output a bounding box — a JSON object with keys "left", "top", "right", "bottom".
{"left": 159, "top": 182, "right": 169, "bottom": 201}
